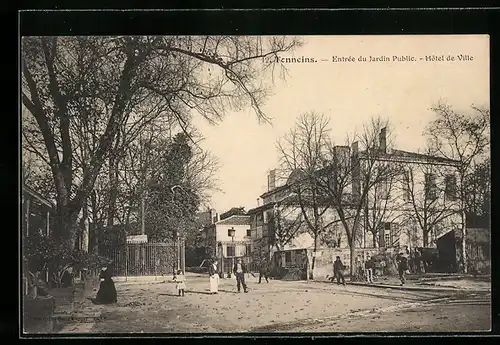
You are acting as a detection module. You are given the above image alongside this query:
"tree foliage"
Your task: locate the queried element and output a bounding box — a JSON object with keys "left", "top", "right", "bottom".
{"left": 21, "top": 35, "right": 301, "bottom": 250}
{"left": 145, "top": 133, "right": 201, "bottom": 242}
{"left": 220, "top": 207, "right": 246, "bottom": 220}
{"left": 23, "top": 232, "right": 111, "bottom": 288}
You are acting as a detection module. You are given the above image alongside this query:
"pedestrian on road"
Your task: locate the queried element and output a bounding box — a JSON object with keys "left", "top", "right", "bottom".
{"left": 333, "top": 256, "right": 346, "bottom": 285}
{"left": 208, "top": 259, "right": 219, "bottom": 294}
{"left": 414, "top": 248, "right": 423, "bottom": 274}
{"left": 174, "top": 269, "right": 186, "bottom": 297}
{"left": 258, "top": 260, "right": 269, "bottom": 284}
{"left": 396, "top": 253, "right": 409, "bottom": 286}
{"left": 95, "top": 265, "right": 117, "bottom": 304}
{"left": 364, "top": 255, "right": 374, "bottom": 284}
{"left": 233, "top": 258, "right": 249, "bottom": 293}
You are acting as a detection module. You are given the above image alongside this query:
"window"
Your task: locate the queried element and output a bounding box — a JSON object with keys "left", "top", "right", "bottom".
{"left": 383, "top": 222, "right": 391, "bottom": 247}
{"left": 285, "top": 251, "right": 292, "bottom": 264}
{"left": 226, "top": 245, "right": 235, "bottom": 257}
{"left": 424, "top": 173, "right": 438, "bottom": 200}
{"left": 227, "top": 229, "right": 235, "bottom": 237}
{"left": 246, "top": 229, "right": 252, "bottom": 237}
{"left": 246, "top": 244, "right": 252, "bottom": 256}
{"left": 384, "top": 233, "right": 391, "bottom": 246}
{"left": 445, "top": 174, "right": 457, "bottom": 200}
{"left": 379, "top": 179, "right": 389, "bottom": 200}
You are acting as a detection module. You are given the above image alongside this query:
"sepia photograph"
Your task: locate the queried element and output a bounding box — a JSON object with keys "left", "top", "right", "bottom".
{"left": 20, "top": 34, "right": 491, "bottom": 334}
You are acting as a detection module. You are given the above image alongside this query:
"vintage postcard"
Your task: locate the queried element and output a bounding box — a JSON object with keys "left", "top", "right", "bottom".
{"left": 21, "top": 34, "right": 490, "bottom": 334}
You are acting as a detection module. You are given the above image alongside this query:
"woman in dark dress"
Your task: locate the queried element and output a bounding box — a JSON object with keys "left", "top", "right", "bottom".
{"left": 95, "top": 266, "right": 117, "bottom": 304}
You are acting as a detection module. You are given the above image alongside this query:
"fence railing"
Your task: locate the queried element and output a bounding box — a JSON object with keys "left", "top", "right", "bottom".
{"left": 103, "top": 241, "right": 183, "bottom": 277}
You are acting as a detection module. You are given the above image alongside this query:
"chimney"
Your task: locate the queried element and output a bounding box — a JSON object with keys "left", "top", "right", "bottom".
{"left": 268, "top": 169, "right": 276, "bottom": 192}
{"left": 379, "top": 127, "right": 387, "bottom": 153}
{"left": 257, "top": 198, "right": 260, "bottom": 206}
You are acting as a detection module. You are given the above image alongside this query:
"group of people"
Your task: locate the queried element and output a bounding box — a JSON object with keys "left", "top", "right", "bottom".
{"left": 329, "top": 249, "right": 411, "bottom": 287}
{"left": 92, "top": 257, "right": 269, "bottom": 303}
{"left": 92, "top": 250, "right": 412, "bottom": 303}
{"left": 174, "top": 257, "right": 270, "bottom": 296}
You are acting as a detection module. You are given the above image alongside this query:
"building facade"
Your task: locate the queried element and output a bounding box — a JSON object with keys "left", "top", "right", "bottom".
{"left": 201, "top": 215, "right": 253, "bottom": 274}
{"left": 247, "top": 127, "right": 463, "bottom": 275}
{"left": 22, "top": 185, "right": 54, "bottom": 238}
{"left": 22, "top": 185, "right": 54, "bottom": 295}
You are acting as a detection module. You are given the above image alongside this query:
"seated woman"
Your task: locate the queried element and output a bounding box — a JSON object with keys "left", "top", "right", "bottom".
{"left": 95, "top": 265, "right": 117, "bottom": 304}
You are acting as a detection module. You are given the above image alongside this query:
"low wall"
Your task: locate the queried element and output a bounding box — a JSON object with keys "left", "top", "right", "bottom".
{"left": 23, "top": 296, "right": 55, "bottom": 334}
{"left": 273, "top": 247, "right": 401, "bottom": 280}
{"left": 308, "top": 247, "right": 391, "bottom": 280}
{"left": 113, "top": 275, "right": 169, "bottom": 283}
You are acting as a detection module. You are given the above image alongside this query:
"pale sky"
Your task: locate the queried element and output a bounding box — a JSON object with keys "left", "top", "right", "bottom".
{"left": 192, "top": 35, "right": 489, "bottom": 214}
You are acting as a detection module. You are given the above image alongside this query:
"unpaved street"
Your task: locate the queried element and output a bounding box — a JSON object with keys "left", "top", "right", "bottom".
{"left": 61, "top": 273, "right": 490, "bottom": 333}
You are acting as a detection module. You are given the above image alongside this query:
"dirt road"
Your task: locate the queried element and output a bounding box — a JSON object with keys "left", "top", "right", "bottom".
{"left": 60, "top": 273, "right": 490, "bottom": 333}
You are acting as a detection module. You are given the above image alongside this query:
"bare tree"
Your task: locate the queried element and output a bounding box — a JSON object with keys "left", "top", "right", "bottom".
{"left": 363, "top": 170, "right": 401, "bottom": 248}
{"left": 426, "top": 101, "right": 490, "bottom": 273}
{"left": 400, "top": 151, "right": 461, "bottom": 248}
{"left": 316, "top": 117, "right": 400, "bottom": 278}
{"left": 268, "top": 201, "right": 305, "bottom": 253}
{"left": 21, "top": 35, "right": 301, "bottom": 249}
{"left": 276, "top": 112, "right": 339, "bottom": 277}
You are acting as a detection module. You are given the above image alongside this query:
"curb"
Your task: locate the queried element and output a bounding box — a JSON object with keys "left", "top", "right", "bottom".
{"left": 309, "top": 279, "right": 489, "bottom": 293}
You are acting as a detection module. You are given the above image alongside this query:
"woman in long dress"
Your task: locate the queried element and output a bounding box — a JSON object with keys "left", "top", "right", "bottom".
{"left": 208, "top": 260, "right": 219, "bottom": 294}
{"left": 95, "top": 266, "right": 117, "bottom": 304}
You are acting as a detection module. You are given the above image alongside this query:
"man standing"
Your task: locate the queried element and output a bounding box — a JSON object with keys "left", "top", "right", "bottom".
{"left": 333, "top": 256, "right": 346, "bottom": 285}
{"left": 258, "top": 260, "right": 269, "bottom": 284}
{"left": 233, "top": 258, "right": 249, "bottom": 293}
{"left": 364, "top": 255, "right": 374, "bottom": 284}
{"left": 396, "top": 252, "right": 409, "bottom": 286}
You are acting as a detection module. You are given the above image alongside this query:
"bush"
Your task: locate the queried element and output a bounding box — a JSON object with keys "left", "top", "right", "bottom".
{"left": 23, "top": 233, "right": 112, "bottom": 288}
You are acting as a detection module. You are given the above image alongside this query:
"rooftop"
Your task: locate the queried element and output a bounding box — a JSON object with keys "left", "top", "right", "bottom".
{"left": 22, "top": 184, "right": 55, "bottom": 209}
{"left": 246, "top": 202, "right": 276, "bottom": 215}
{"left": 215, "top": 215, "right": 251, "bottom": 226}
{"left": 361, "top": 149, "right": 462, "bottom": 166}
{"left": 259, "top": 148, "right": 461, "bottom": 199}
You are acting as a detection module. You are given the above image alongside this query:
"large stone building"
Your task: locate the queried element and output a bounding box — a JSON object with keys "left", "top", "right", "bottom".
{"left": 247, "top": 128, "right": 463, "bottom": 272}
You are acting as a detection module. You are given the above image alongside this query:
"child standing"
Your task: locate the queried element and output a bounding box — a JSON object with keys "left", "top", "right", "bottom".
{"left": 174, "top": 270, "right": 186, "bottom": 297}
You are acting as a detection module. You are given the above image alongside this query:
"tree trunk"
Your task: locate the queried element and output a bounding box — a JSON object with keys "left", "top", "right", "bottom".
{"left": 90, "top": 190, "right": 99, "bottom": 255}
{"left": 107, "top": 153, "right": 118, "bottom": 229}
{"left": 459, "top": 210, "right": 468, "bottom": 273}
{"left": 140, "top": 193, "right": 146, "bottom": 235}
{"left": 311, "top": 232, "right": 320, "bottom": 279}
{"left": 349, "top": 245, "right": 356, "bottom": 281}
{"left": 81, "top": 199, "right": 89, "bottom": 253}
{"left": 423, "top": 230, "right": 429, "bottom": 247}
{"left": 372, "top": 232, "right": 378, "bottom": 248}
{"left": 55, "top": 201, "right": 80, "bottom": 251}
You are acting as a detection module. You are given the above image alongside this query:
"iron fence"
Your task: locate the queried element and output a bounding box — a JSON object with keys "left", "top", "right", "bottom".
{"left": 104, "top": 241, "right": 184, "bottom": 277}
